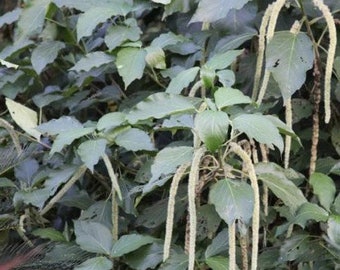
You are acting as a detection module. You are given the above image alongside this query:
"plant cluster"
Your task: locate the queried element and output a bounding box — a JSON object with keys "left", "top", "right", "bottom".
{"left": 0, "top": 0, "right": 339, "bottom": 269}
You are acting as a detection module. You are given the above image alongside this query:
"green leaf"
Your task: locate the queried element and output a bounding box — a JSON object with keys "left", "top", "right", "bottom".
{"left": 197, "top": 205, "right": 221, "bottom": 241}
{"left": 78, "top": 139, "right": 107, "bottom": 172}
{"left": 310, "top": 172, "right": 336, "bottom": 211}
{"left": 125, "top": 242, "right": 163, "bottom": 270}
{"left": 126, "top": 93, "right": 196, "bottom": 124}
{"left": 0, "top": 8, "right": 21, "bottom": 28}
{"left": 6, "top": 98, "right": 41, "bottom": 141}
{"left": 205, "top": 50, "right": 243, "bottom": 70}
{"left": 31, "top": 41, "right": 65, "bottom": 74}
{"left": 0, "top": 177, "right": 18, "bottom": 188}
{"left": 195, "top": 110, "right": 229, "bottom": 152}
{"left": 77, "top": 6, "right": 131, "bottom": 40}
{"left": 74, "top": 220, "right": 113, "bottom": 255}
{"left": 217, "top": 70, "right": 235, "bottom": 87}
{"left": 205, "top": 256, "right": 229, "bottom": 270}
{"left": 115, "top": 128, "right": 155, "bottom": 151}
{"left": 32, "top": 228, "right": 66, "bottom": 242}
{"left": 37, "top": 116, "right": 83, "bottom": 135}
{"left": 205, "top": 228, "right": 229, "bottom": 258}
{"left": 145, "top": 46, "right": 166, "bottom": 69}
{"left": 50, "top": 127, "right": 95, "bottom": 155}
{"left": 53, "top": 0, "right": 128, "bottom": 12}
{"left": 13, "top": 188, "right": 51, "bottom": 209}
{"left": 334, "top": 194, "right": 340, "bottom": 215}
{"left": 214, "top": 87, "right": 251, "bottom": 109}
{"left": 190, "top": 0, "right": 250, "bottom": 23}
{"left": 70, "top": 52, "right": 114, "bottom": 72}
{"left": 209, "top": 179, "right": 254, "bottom": 225}
{"left": 105, "top": 24, "right": 141, "bottom": 51}
{"left": 266, "top": 31, "right": 314, "bottom": 100}
{"left": 116, "top": 47, "right": 146, "bottom": 88}
{"left": 256, "top": 162, "right": 307, "bottom": 213}
{"left": 143, "top": 146, "right": 193, "bottom": 194}
{"left": 233, "top": 114, "right": 283, "bottom": 152}
{"left": 111, "top": 234, "right": 155, "bottom": 257}
{"left": 75, "top": 256, "right": 113, "bottom": 270}
{"left": 16, "top": 0, "right": 50, "bottom": 40}
{"left": 166, "top": 67, "right": 200, "bottom": 94}
{"left": 331, "top": 123, "right": 340, "bottom": 156}
{"left": 97, "top": 112, "right": 126, "bottom": 132}
{"left": 150, "top": 32, "right": 186, "bottom": 48}
{"left": 327, "top": 215, "right": 340, "bottom": 249}
{"left": 294, "top": 202, "right": 329, "bottom": 228}
{"left": 200, "top": 66, "right": 216, "bottom": 89}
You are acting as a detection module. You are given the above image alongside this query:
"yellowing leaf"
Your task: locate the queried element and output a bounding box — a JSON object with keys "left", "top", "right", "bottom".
{"left": 6, "top": 98, "right": 41, "bottom": 141}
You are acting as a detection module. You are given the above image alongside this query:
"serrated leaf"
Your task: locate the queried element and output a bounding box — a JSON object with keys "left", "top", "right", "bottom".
{"left": 97, "top": 112, "right": 126, "bottom": 131}
{"left": 78, "top": 139, "right": 107, "bottom": 172}
{"left": 115, "top": 128, "right": 155, "bottom": 151}
{"left": 116, "top": 47, "right": 146, "bottom": 88}
{"left": 13, "top": 188, "right": 51, "bottom": 209}
{"left": 70, "top": 52, "right": 114, "bottom": 72}
{"left": 31, "top": 41, "right": 65, "bottom": 74}
{"left": 111, "top": 234, "right": 155, "bottom": 257}
{"left": 32, "top": 228, "right": 66, "bottom": 242}
{"left": 0, "top": 8, "right": 21, "bottom": 27}
{"left": 37, "top": 116, "right": 83, "bottom": 135}
{"left": 6, "top": 98, "right": 41, "bottom": 141}
{"left": 206, "top": 50, "right": 243, "bottom": 70}
{"left": 310, "top": 173, "right": 336, "bottom": 211}
{"left": 233, "top": 114, "right": 283, "bottom": 152}
{"left": 205, "top": 256, "right": 229, "bottom": 270}
{"left": 104, "top": 24, "right": 141, "bottom": 51}
{"left": 74, "top": 220, "right": 113, "bottom": 255}
{"left": 256, "top": 162, "right": 307, "bottom": 213}
{"left": 195, "top": 110, "right": 229, "bottom": 152}
{"left": 294, "top": 202, "right": 329, "bottom": 228}
{"left": 266, "top": 31, "right": 314, "bottom": 100}
{"left": 126, "top": 93, "right": 196, "bottom": 124}
{"left": 75, "top": 256, "right": 113, "bottom": 270}
{"left": 190, "top": 0, "right": 250, "bottom": 23}
{"left": 214, "top": 87, "right": 251, "bottom": 109}
{"left": 77, "top": 6, "right": 131, "bottom": 40}
{"left": 209, "top": 179, "right": 254, "bottom": 225}
{"left": 50, "top": 127, "right": 95, "bottom": 156}
{"left": 16, "top": 0, "right": 50, "bottom": 40}
{"left": 166, "top": 67, "right": 200, "bottom": 94}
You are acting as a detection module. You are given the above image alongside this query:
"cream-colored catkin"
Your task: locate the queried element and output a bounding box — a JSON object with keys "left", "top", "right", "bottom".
{"left": 229, "top": 142, "right": 260, "bottom": 270}
{"left": 102, "top": 153, "right": 122, "bottom": 200}
{"left": 312, "top": 0, "right": 337, "bottom": 123}
{"left": 188, "top": 147, "right": 206, "bottom": 270}
{"left": 284, "top": 97, "right": 292, "bottom": 169}
{"left": 252, "top": 4, "right": 273, "bottom": 100}
{"left": 257, "top": 0, "right": 287, "bottom": 105}
{"left": 228, "top": 221, "right": 237, "bottom": 270}
{"left": 163, "top": 162, "right": 190, "bottom": 262}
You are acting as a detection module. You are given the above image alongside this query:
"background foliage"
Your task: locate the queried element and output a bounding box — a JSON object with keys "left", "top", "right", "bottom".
{"left": 0, "top": 0, "right": 339, "bottom": 269}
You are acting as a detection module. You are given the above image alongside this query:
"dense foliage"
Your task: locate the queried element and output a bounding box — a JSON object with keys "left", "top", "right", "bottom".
{"left": 0, "top": 0, "right": 339, "bottom": 269}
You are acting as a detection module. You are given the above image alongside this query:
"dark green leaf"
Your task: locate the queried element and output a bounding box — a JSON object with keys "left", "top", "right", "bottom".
{"left": 256, "top": 162, "right": 307, "bottom": 213}
{"left": 32, "top": 228, "right": 66, "bottom": 242}
{"left": 266, "top": 31, "right": 314, "bottom": 100}
{"left": 310, "top": 172, "right": 336, "bottom": 211}
{"left": 111, "top": 234, "right": 155, "bottom": 257}
{"left": 78, "top": 139, "right": 107, "bottom": 172}
{"left": 115, "top": 128, "right": 155, "bottom": 151}
{"left": 70, "top": 52, "right": 114, "bottom": 72}
{"left": 205, "top": 256, "right": 229, "bottom": 270}
{"left": 209, "top": 179, "right": 254, "bottom": 225}
{"left": 125, "top": 242, "right": 163, "bottom": 270}
{"left": 233, "top": 114, "right": 284, "bottom": 152}
{"left": 75, "top": 256, "right": 113, "bottom": 270}
{"left": 195, "top": 110, "right": 229, "bottom": 152}
{"left": 294, "top": 202, "right": 329, "bottom": 228}
{"left": 116, "top": 47, "right": 146, "bottom": 88}
{"left": 126, "top": 93, "right": 196, "bottom": 124}
{"left": 214, "top": 87, "right": 251, "bottom": 109}
{"left": 74, "top": 220, "right": 113, "bottom": 255}
{"left": 31, "top": 41, "right": 65, "bottom": 74}
{"left": 205, "top": 228, "right": 229, "bottom": 258}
